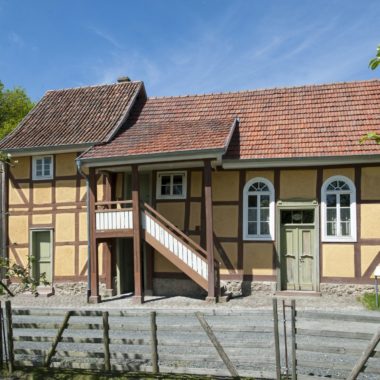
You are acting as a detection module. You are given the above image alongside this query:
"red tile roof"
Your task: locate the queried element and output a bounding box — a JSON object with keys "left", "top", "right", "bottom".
{"left": 0, "top": 81, "right": 143, "bottom": 150}
{"left": 81, "top": 79, "right": 380, "bottom": 162}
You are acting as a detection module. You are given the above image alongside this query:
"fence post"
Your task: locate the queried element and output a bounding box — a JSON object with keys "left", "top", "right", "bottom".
{"left": 272, "top": 298, "right": 281, "bottom": 380}
{"left": 150, "top": 311, "right": 159, "bottom": 373}
{"left": 4, "top": 300, "right": 13, "bottom": 373}
{"left": 291, "top": 299, "right": 297, "bottom": 380}
{"left": 0, "top": 301, "right": 3, "bottom": 369}
{"left": 103, "top": 311, "right": 110, "bottom": 371}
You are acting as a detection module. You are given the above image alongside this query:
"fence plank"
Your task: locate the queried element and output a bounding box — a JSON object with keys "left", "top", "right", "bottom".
{"left": 102, "top": 311, "right": 110, "bottom": 371}
{"left": 5, "top": 300, "right": 13, "bottom": 373}
{"left": 347, "top": 328, "right": 380, "bottom": 380}
{"left": 272, "top": 299, "right": 281, "bottom": 380}
{"left": 45, "top": 310, "right": 72, "bottom": 367}
{"left": 150, "top": 311, "right": 159, "bottom": 374}
{"left": 195, "top": 312, "right": 239, "bottom": 378}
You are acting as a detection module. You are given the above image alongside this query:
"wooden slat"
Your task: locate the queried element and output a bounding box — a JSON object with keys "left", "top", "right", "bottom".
{"left": 296, "top": 328, "right": 373, "bottom": 340}
{"left": 297, "top": 311, "right": 380, "bottom": 323}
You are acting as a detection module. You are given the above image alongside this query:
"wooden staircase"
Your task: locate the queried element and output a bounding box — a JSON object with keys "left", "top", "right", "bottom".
{"left": 142, "top": 203, "right": 220, "bottom": 292}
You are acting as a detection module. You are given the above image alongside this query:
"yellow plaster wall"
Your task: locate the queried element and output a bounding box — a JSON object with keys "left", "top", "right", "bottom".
{"left": 32, "top": 214, "right": 52, "bottom": 225}
{"left": 33, "top": 183, "right": 52, "bottom": 204}
{"left": 243, "top": 242, "right": 274, "bottom": 275}
{"left": 9, "top": 248, "right": 28, "bottom": 267}
{"left": 79, "top": 245, "right": 88, "bottom": 275}
{"left": 54, "top": 246, "right": 75, "bottom": 276}
{"left": 361, "top": 167, "right": 380, "bottom": 200}
{"left": 55, "top": 153, "right": 77, "bottom": 176}
{"left": 79, "top": 212, "right": 88, "bottom": 241}
{"left": 212, "top": 171, "right": 239, "bottom": 201}
{"left": 246, "top": 170, "right": 274, "bottom": 183}
{"left": 191, "top": 171, "right": 202, "bottom": 197}
{"left": 55, "top": 213, "right": 76, "bottom": 242}
{"left": 156, "top": 202, "right": 185, "bottom": 230}
{"left": 56, "top": 180, "right": 77, "bottom": 203}
{"left": 189, "top": 202, "right": 201, "bottom": 230}
{"left": 9, "top": 215, "right": 28, "bottom": 244}
{"left": 9, "top": 183, "right": 29, "bottom": 204}
{"left": 361, "top": 204, "right": 380, "bottom": 239}
{"left": 213, "top": 205, "right": 238, "bottom": 237}
{"left": 322, "top": 244, "right": 355, "bottom": 277}
{"left": 80, "top": 179, "right": 87, "bottom": 202}
{"left": 280, "top": 170, "right": 316, "bottom": 200}
{"left": 154, "top": 251, "right": 180, "bottom": 272}
{"left": 361, "top": 245, "right": 380, "bottom": 277}
{"left": 217, "top": 242, "right": 238, "bottom": 273}
{"left": 10, "top": 156, "right": 30, "bottom": 179}
{"left": 97, "top": 176, "right": 104, "bottom": 201}
{"left": 323, "top": 168, "right": 355, "bottom": 183}
{"left": 115, "top": 173, "right": 124, "bottom": 199}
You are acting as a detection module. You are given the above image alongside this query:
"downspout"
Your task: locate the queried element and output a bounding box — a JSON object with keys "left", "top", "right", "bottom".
{"left": 76, "top": 159, "right": 91, "bottom": 301}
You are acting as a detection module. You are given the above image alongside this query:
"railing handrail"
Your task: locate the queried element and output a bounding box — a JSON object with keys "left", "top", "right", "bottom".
{"left": 95, "top": 200, "right": 132, "bottom": 206}
{"left": 143, "top": 202, "right": 208, "bottom": 260}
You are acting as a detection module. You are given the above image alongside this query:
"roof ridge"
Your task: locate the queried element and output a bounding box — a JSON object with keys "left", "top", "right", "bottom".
{"left": 148, "top": 78, "right": 380, "bottom": 100}
{"left": 45, "top": 80, "right": 142, "bottom": 94}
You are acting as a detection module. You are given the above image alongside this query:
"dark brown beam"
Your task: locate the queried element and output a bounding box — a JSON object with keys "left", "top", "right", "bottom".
{"left": 88, "top": 167, "right": 100, "bottom": 303}
{"left": 132, "top": 164, "right": 143, "bottom": 303}
{"left": 204, "top": 159, "right": 218, "bottom": 301}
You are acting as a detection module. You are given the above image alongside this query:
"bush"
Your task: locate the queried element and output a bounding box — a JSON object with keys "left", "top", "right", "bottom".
{"left": 360, "top": 292, "right": 380, "bottom": 311}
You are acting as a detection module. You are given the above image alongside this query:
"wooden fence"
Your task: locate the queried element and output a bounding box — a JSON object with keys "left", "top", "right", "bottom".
{"left": 0, "top": 299, "right": 379, "bottom": 379}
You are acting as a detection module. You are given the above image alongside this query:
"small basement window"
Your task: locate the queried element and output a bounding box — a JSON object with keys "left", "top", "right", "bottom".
{"left": 156, "top": 172, "right": 187, "bottom": 199}
{"left": 33, "top": 156, "right": 53, "bottom": 180}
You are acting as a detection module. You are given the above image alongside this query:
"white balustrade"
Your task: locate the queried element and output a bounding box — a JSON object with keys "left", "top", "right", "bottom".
{"left": 96, "top": 210, "right": 133, "bottom": 231}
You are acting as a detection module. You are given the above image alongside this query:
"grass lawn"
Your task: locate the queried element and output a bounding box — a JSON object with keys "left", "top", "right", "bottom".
{"left": 359, "top": 292, "right": 380, "bottom": 311}
{"left": 1, "top": 368, "right": 251, "bottom": 380}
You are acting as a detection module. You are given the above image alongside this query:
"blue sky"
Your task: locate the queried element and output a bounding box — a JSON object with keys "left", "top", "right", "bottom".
{"left": 0, "top": 0, "right": 379, "bottom": 101}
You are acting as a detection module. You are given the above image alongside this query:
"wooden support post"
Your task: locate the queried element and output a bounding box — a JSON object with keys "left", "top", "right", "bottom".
{"left": 291, "top": 300, "right": 297, "bottom": 380}
{"left": 89, "top": 167, "right": 100, "bottom": 303}
{"left": 5, "top": 301, "right": 13, "bottom": 373}
{"left": 203, "top": 159, "right": 217, "bottom": 301}
{"left": 0, "top": 302, "right": 3, "bottom": 369}
{"left": 45, "top": 310, "right": 72, "bottom": 367}
{"left": 348, "top": 328, "right": 380, "bottom": 380}
{"left": 150, "top": 311, "right": 159, "bottom": 373}
{"left": 103, "top": 311, "right": 111, "bottom": 371}
{"left": 132, "top": 164, "right": 143, "bottom": 304}
{"left": 272, "top": 298, "right": 281, "bottom": 380}
{"left": 196, "top": 312, "right": 238, "bottom": 377}
{"left": 1, "top": 164, "right": 9, "bottom": 284}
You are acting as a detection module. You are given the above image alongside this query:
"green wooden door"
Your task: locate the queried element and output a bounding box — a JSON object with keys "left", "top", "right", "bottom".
{"left": 280, "top": 210, "right": 315, "bottom": 290}
{"left": 32, "top": 230, "right": 52, "bottom": 283}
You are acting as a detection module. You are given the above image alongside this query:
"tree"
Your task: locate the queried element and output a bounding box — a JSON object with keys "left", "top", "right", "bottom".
{"left": 369, "top": 45, "right": 380, "bottom": 70}
{"left": 0, "top": 80, "right": 34, "bottom": 140}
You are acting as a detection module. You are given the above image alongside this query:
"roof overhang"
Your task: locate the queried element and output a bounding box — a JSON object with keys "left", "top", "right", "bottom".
{"left": 222, "top": 154, "right": 380, "bottom": 169}
{"left": 3, "top": 143, "right": 94, "bottom": 157}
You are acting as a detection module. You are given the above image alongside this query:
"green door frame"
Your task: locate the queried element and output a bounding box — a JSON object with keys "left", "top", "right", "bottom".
{"left": 29, "top": 229, "right": 54, "bottom": 284}
{"left": 275, "top": 200, "right": 320, "bottom": 292}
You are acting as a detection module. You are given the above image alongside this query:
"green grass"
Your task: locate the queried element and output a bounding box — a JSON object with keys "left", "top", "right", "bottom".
{"left": 359, "top": 292, "right": 380, "bottom": 310}
{"left": 1, "top": 368, "right": 251, "bottom": 380}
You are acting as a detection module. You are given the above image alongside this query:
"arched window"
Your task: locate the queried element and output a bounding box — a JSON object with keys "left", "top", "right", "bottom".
{"left": 243, "top": 177, "right": 275, "bottom": 240}
{"left": 321, "top": 176, "right": 356, "bottom": 242}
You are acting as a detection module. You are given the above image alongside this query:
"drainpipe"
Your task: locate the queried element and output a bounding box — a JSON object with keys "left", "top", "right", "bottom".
{"left": 76, "top": 160, "right": 91, "bottom": 302}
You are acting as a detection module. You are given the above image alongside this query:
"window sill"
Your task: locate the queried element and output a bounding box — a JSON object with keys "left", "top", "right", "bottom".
{"left": 244, "top": 236, "right": 274, "bottom": 242}
{"left": 322, "top": 237, "right": 357, "bottom": 243}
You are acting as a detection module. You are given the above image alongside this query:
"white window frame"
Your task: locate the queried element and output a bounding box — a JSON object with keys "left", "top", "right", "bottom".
{"left": 321, "top": 175, "right": 357, "bottom": 242}
{"left": 32, "top": 155, "right": 53, "bottom": 180}
{"left": 243, "top": 177, "right": 275, "bottom": 241}
{"left": 156, "top": 171, "right": 187, "bottom": 200}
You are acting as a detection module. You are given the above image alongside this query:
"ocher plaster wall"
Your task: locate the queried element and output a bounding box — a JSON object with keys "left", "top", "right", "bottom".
{"left": 280, "top": 170, "right": 316, "bottom": 200}
{"left": 322, "top": 244, "right": 355, "bottom": 277}
{"left": 243, "top": 242, "right": 274, "bottom": 276}
{"left": 362, "top": 167, "right": 380, "bottom": 200}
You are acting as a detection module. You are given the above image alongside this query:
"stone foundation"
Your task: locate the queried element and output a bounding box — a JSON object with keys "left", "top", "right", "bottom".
{"left": 153, "top": 278, "right": 207, "bottom": 298}
{"left": 320, "top": 283, "right": 374, "bottom": 296}
{"left": 222, "top": 280, "right": 276, "bottom": 296}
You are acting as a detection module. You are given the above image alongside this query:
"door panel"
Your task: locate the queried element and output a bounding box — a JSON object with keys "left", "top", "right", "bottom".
{"left": 280, "top": 210, "right": 315, "bottom": 291}
{"left": 32, "top": 231, "right": 52, "bottom": 283}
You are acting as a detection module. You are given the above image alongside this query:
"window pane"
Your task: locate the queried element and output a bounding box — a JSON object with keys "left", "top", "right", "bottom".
{"left": 248, "top": 222, "right": 257, "bottom": 235}
{"left": 292, "top": 212, "right": 302, "bottom": 223}
{"left": 248, "top": 208, "right": 257, "bottom": 222}
{"left": 44, "top": 163, "right": 50, "bottom": 176}
{"left": 327, "top": 208, "right": 336, "bottom": 222}
{"left": 173, "top": 175, "right": 183, "bottom": 185}
{"left": 260, "top": 208, "right": 269, "bottom": 222}
{"left": 260, "top": 222, "right": 269, "bottom": 235}
{"left": 172, "top": 184, "right": 183, "bottom": 195}
{"left": 327, "top": 222, "right": 336, "bottom": 236}
{"left": 248, "top": 195, "right": 257, "bottom": 207}
{"left": 340, "top": 208, "right": 350, "bottom": 221}
{"left": 161, "top": 185, "right": 170, "bottom": 195}
{"left": 341, "top": 222, "right": 350, "bottom": 236}
{"left": 326, "top": 194, "right": 336, "bottom": 207}
{"left": 281, "top": 211, "right": 292, "bottom": 224}
{"left": 161, "top": 176, "right": 170, "bottom": 185}
{"left": 260, "top": 195, "right": 270, "bottom": 207}
{"left": 303, "top": 210, "right": 314, "bottom": 223}
{"left": 340, "top": 194, "right": 350, "bottom": 207}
